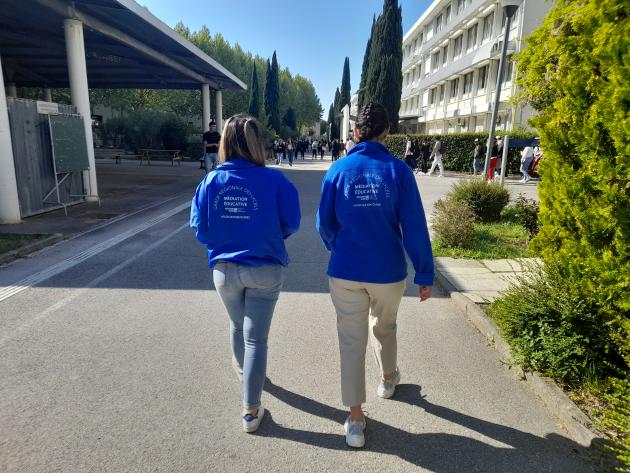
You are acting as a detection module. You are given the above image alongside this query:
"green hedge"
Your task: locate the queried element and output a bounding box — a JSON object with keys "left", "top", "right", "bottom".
{"left": 385, "top": 131, "right": 536, "bottom": 175}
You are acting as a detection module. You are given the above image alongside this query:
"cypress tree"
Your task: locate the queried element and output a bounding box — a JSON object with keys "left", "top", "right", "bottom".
{"left": 264, "top": 52, "right": 281, "bottom": 132}
{"left": 282, "top": 107, "right": 297, "bottom": 131}
{"left": 363, "top": 0, "right": 403, "bottom": 132}
{"left": 333, "top": 88, "right": 341, "bottom": 140}
{"left": 327, "top": 104, "right": 336, "bottom": 140}
{"left": 340, "top": 57, "right": 351, "bottom": 109}
{"left": 248, "top": 63, "right": 260, "bottom": 118}
{"left": 358, "top": 15, "right": 376, "bottom": 108}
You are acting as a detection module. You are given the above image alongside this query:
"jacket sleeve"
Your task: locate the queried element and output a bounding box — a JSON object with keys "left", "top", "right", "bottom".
{"left": 277, "top": 173, "right": 301, "bottom": 239}
{"left": 190, "top": 180, "right": 210, "bottom": 245}
{"left": 316, "top": 171, "right": 338, "bottom": 251}
{"left": 399, "top": 168, "right": 434, "bottom": 286}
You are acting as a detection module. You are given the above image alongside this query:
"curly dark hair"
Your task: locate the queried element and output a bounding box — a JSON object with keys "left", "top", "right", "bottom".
{"left": 355, "top": 102, "right": 389, "bottom": 142}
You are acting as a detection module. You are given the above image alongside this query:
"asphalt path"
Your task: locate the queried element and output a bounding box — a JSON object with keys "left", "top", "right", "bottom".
{"left": 0, "top": 161, "right": 591, "bottom": 473}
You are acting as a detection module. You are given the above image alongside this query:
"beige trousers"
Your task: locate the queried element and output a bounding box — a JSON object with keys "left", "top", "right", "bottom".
{"left": 329, "top": 277, "right": 406, "bottom": 407}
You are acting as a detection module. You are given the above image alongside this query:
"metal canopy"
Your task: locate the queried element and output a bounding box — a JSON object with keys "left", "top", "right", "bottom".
{"left": 0, "top": 0, "right": 247, "bottom": 91}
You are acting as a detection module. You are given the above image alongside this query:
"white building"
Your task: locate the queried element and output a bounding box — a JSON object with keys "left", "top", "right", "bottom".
{"left": 340, "top": 94, "right": 359, "bottom": 142}
{"left": 399, "top": 0, "right": 551, "bottom": 135}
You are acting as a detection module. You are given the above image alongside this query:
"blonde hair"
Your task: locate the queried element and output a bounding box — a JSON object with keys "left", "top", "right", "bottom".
{"left": 219, "top": 114, "right": 266, "bottom": 166}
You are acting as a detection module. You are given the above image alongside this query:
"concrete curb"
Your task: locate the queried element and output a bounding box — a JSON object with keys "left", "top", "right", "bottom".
{"left": 0, "top": 233, "right": 64, "bottom": 266}
{"left": 435, "top": 267, "right": 602, "bottom": 448}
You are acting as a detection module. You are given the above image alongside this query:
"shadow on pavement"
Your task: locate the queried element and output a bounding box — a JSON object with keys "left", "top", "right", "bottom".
{"left": 260, "top": 380, "right": 595, "bottom": 472}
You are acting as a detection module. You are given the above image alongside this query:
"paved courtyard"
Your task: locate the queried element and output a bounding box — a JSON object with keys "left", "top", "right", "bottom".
{"left": 0, "top": 159, "right": 593, "bottom": 473}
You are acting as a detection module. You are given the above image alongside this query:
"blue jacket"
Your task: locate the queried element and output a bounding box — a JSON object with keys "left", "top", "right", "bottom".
{"left": 316, "top": 141, "right": 434, "bottom": 286}
{"left": 190, "top": 158, "right": 301, "bottom": 267}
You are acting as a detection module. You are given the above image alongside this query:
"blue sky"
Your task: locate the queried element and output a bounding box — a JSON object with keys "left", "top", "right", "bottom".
{"left": 139, "top": 0, "right": 432, "bottom": 116}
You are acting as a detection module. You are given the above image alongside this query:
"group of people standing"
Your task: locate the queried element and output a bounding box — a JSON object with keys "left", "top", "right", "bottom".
{"left": 272, "top": 137, "right": 357, "bottom": 165}
{"left": 190, "top": 102, "right": 433, "bottom": 449}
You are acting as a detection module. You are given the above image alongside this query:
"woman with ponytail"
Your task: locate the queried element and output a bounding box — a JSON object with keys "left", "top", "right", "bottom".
{"left": 191, "top": 114, "right": 301, "bottom": 433}
{"left": 317, "top": 102, "right": 434, "bottom": 448}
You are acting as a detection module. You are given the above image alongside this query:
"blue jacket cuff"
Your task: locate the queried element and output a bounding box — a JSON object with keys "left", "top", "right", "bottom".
{"left": 414, "top": 273, "right": 435, "bottom": 286}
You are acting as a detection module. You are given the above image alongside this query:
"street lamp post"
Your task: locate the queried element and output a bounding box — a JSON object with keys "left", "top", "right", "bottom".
{"left": 482, "top": 0, "right": 522, "bottom": 180}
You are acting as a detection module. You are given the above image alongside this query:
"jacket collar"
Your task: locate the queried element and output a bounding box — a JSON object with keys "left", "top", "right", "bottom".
{"left": 347, "top": 140, "right": 389, "bottom": 157}
{"left": 216, "top": 158, "right": 259, "bottom": 170}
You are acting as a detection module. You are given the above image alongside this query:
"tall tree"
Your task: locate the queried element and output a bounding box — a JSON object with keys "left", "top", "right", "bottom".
{"left": 340, "top": 57, "right": 351, "bottom": 109}
{"left": 282, "top": 107, "right": 297, "bottom": 131}
{"left": 363, "top": 0, "right": 403, "bottom": 132}
{"left": 327, "top": 104, "right": 337, "bottom": 140}
{"left": 358, "top": 15, "right": 376, "bottom": 108}
{"left": 248, "top": 62, "right": 260, "bottom": 118}
{"left": 264, "top": 52, "right": 281, "bottom": 132}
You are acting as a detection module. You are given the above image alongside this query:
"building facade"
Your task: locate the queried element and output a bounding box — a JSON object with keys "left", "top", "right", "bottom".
{"left": 399, "top": 0, "right": 551, "bottom": 135}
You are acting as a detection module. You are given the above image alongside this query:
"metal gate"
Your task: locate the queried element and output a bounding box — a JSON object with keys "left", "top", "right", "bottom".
{"left": 7, "top": 98, "right": 85, "bottom": 217}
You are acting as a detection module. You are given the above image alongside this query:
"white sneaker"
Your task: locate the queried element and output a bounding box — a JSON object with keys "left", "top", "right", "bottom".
{"left": 242, "top": 406, "right": 265, "bottom": 433}
{"left": 344, "top": 416, "right": 366, "bottom": 448}
{"left": 377, "top": 368, "right": 401, "bottom": 399}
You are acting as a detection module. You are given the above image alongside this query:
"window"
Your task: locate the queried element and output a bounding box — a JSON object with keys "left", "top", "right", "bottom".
{"left": 453, "top": 35, "right": 463, "bottom": 57}
{"left": 442, "top": 45, "right": 448, "bottom": 65}
{"left": 463, "top": 72, "right": 473, "bottom": 95}
{"left": 432, "top": 51, "right": 440, "bottom": 72}
{"left": 439, "top": 84, "right": 445, "bottom": 103}
{"left": 467, "top": 24, "right": 478, "bottom": 51}
{"left": 450, "top": 78, "right": 459, "bottom": 100}
{"left": 456, "top": 0, "right": 465, "bottom": 14}
{"left": 502, "top": 6, "right": 520, "bottom": 28}
{"left": 445, "top": 4, "right": 452, "bottom": 23}
{"left": 436, "top": 14, "right": 443, "bottom": 32}
{"left": 478, "top": 65, "right": 488, "bottom": 91}
{"left": 501, "top": 56, "right": 514, "bottom": 85}
{"left": 418, "top": 33, "right": 423, "bottom": 48}
{"left": 482, "top": 12, "right": 495, "bottom": 41}
{"left": 424, "top": 57, "right": 431, "bottom": 77}
{"left": 429, "top": 88, "right": 436, "bottom": 106}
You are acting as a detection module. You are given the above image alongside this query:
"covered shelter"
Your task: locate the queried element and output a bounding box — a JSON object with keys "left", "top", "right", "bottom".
{"left": 0, "top": 0, "right": 246, "bottom": 223}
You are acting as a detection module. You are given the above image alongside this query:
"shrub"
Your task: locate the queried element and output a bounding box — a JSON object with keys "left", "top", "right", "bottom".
{"left": 159, "top": 116, "right": 188, "bottom": 150}
{"left": 431, "top": 198, "right": 476, "bottom": 248}
{"left": 487, "top": 262, "right": 623, "bottom": 383}
{"left": 448, "top": 179, "right": 510, "bottom": 223}
{"left": 501, "top": 194, "right": 540, "bottom": 239}
{"left": 385, "top": 131, "right": 536, "bottom": 174}
{"left": 599, "top": 378, "right": 630, "bottom": 471}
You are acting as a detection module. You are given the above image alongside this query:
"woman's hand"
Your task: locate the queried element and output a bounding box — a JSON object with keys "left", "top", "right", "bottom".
{"left": 419, "top": 286, "right": 432, "bottom": 301}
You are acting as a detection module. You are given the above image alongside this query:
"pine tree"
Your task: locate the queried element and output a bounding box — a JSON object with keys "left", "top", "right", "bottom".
{"left": 340, "top": 57, "right": 351, "bottom": 109}
{"left": 363, "top": 0, "right": 403, "bottom": 132}
{"left": 264, "top": 52, "right": 281, "bottom": 132}
{"left": 358, "top": 15, "right": 376, "bottom": 108}
{"left": 248, "top": 63, "right": 260, "bottom": 118}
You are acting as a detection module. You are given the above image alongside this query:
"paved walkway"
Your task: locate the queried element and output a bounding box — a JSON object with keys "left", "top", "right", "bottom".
{"left": 0, "top": 160, "right": 593, "bottom": 472}
{"left": 435, "top": 257, "right": 540, "bottom": 303}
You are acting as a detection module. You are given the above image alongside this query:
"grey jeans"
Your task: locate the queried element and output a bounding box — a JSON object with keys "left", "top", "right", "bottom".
{"left": 213, "top": 262, "right": 285, "bottom": 408}
{"left": 204, "top": 152, "right": 218, "bottom": 173}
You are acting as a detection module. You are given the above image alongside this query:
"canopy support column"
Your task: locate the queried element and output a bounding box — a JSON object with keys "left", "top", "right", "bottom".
{"left": 64, "top": 18, "right": 98, "bottom": 201}
{"left": 0, "top": 55, "right": 22, "bottom": 223}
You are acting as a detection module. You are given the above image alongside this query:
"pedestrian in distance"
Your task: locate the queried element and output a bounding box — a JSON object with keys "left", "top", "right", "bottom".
{"left": 519, "top": 144, "right": 535, "bottom": 183}
{"left": 312, "top": 140, "right": 318, "bottom": 159}
{"left": 203, "top": 121, "right": 221, "bottom": 173}
{"left": 318, "top": 141, "right": 325, "bottom": 160}
{"left": 488, "top": 137, "right": 500, "bottom": 180}
{"left": 427, "top": 136, "right": 444, "bottom": 177}
{"left": 345, "top": 134, "right": 355, "bottom": 154}
{"left": 404, "top": 134, "right": 416, "bottom": 169}
{"left": 276, "top": 139, "right": 285, "bottom": 166}
{"left": 332, "top": 139, "right": 340, "bottom": 161}
{"left": 190, "top": 114, "right": 301, "bottom": 433}
{"left": 472, "top": 138, "right": 483, "bottom": 175}
{"left": 287, "top": 139, "right": 294, "bottom": 167}
{"left": 419, "top": 139, "right": 430, "bottom": 174}
{"left": 317, "top": 102, "right": 434, "bottom": 449}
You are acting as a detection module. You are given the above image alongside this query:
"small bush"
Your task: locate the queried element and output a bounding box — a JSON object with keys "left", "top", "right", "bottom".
{"left": 501, "top": 194, "right": 540, "bottom": 238}
{"left": 449, "top": 179, "right": 510, "bottom": 223}
{"left": 487, "top": 262, "right": 624, "bottom": 384}
{"left": 432, "top": 198, "right": 476, "bottom": 248}
{"left": 159, "top": 116, "right": 188, "bottom": 150}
